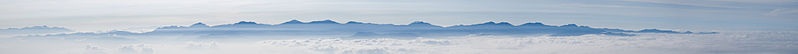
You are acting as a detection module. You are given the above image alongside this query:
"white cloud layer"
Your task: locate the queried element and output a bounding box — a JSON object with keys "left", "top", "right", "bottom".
{"left": 259, "top": 32, "right": 798, "bottom": 54}
{"left": 1, "top": 31, "right": 796, "bottom": 54}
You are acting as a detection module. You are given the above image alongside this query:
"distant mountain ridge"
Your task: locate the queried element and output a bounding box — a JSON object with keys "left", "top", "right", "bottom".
{"left": 37, "top": 20, "right": 717, "bottom": 39}
{"left": 0, "top": 26, "right": 73, "bottom": 35}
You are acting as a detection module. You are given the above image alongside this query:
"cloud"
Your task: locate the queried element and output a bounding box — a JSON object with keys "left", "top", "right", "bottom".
{"left": 708, "top": 0, "right": 798, "bottom": 3}
{"left": 618, "top": 0, "right": 743, "bottom": 8}
{"left": 257, "top": 32, "right": 798, "bottom": 54}
{"left": 83, "top": 45, "right": 108, "bottom": 54}
{"left": 766, "top": 8, "right": 798, "bottom": 16}
{"left": 2, "top": 31, "right": 798, "bottom": 54}
{"left": 186, "top": 41, "right": 219, "bottom": 49}
{"left": 117, "top": 44, "right": 154, "bottom": 54}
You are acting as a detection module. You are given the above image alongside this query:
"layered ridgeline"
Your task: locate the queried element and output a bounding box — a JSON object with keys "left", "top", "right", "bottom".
{"left": 1, "top": 26, "right": 73, "bottom": 36}
{"left": 36, "top": 20, "right": 716, "bottom": 38}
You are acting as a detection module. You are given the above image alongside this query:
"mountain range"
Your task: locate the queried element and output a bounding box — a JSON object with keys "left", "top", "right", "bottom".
{"left": 30, "top": 20, "right": 717, "bottom": 39}
{"left": 0, "top": 26, "right": 73, "bottom": 35}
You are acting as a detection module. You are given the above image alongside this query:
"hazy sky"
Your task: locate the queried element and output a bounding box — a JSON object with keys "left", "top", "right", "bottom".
{"left": 1, "top": 0, "right": 797, "bottom": 32}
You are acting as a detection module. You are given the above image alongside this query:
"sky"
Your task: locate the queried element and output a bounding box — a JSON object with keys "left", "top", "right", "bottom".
{"left": 1, "top": 0, "right": 797, "bottom": 32}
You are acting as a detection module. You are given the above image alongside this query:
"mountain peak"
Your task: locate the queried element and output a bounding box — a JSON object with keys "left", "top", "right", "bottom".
{"left": 345, "top": 21, "right": 365, "bottom": 24}
{"left": 482, "top": 21, "right": 497, "bottom": 25}
{"left": 15, "top": 25, "right": 70, "bottom": 29}
{"left": 472, "top": 21, "right": 513, "bottom": 26}
{"left": 640, "top": 29, "right": 661, "bottom": 31}
{"left": 637, "top": 29, "right": 681, "bottom": 33}
{"left": 25, "top": 25, "right": 50, "bottom": 29}
{"left": 520, "top": 22, "right": 546, "bottom": 26}
{"left": 281, "top": 20, "right": 305, "bottom": 24}
{"left": 406, "top": 21, "right": 439, "bottom": 27}
{"left": 409, "top": 21, "right": 432, "bottom": 25}
{"left": 234, "top": 21, "right": 257, "bottom": 24}
{"left": 496, "top": 22, "right": 513, "bottom": 26}
{"left": 308, "top": 20, "right": 339, "bottom": 24}
{"left": 189, "top": 22, "right": 210, "bottom": 27}
{"left": 560, "top": 24, "right": 579, "bottom": 27}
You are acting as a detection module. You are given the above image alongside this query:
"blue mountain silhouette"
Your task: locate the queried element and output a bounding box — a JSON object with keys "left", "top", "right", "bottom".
{"left": 38, "top": 20, "right": 716, "bottom": 38}
{"left": 1, "top": 26, "right": 73, "bottom": 35}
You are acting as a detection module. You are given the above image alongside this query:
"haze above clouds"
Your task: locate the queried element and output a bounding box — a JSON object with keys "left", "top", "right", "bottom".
{"left": 1, "top": 0, "right": 797, "bottom": 32}
{"left": 2, "top": 0, "right": 797, "bottom": 54}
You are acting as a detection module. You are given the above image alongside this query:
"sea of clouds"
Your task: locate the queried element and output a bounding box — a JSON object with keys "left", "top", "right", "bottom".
{"left": 1, "top": 31, "right": 797, "bottom": 54}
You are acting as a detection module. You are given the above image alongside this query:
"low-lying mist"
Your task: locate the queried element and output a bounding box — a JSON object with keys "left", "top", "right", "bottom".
{"left": 2, "top": 31, "right": 796, "bottom": 54}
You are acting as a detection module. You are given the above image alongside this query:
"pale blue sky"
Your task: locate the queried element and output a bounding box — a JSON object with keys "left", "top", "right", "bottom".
{"left": 1, "top": 0, "right": 797, "bottom": 32}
